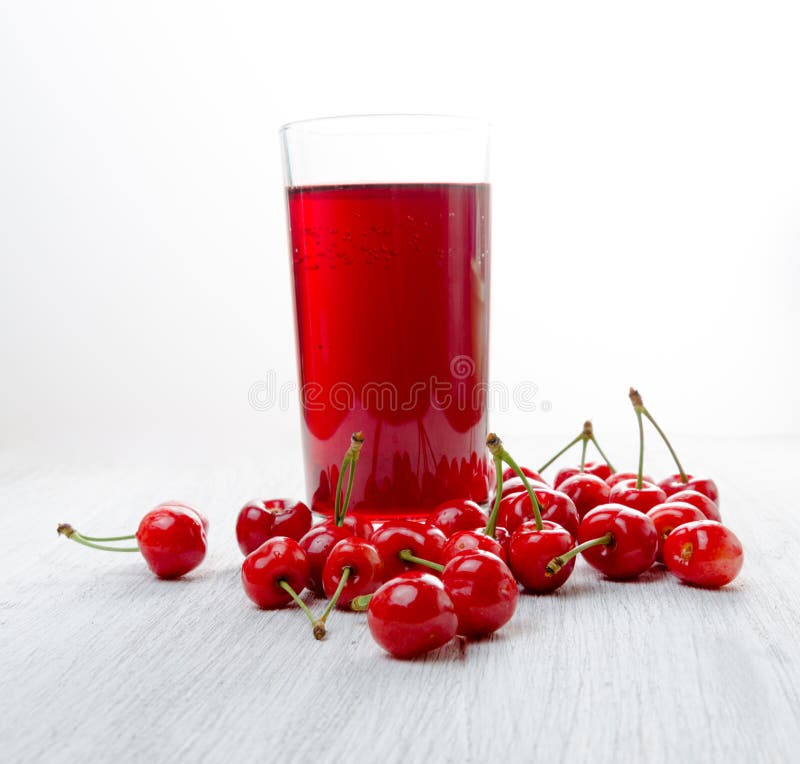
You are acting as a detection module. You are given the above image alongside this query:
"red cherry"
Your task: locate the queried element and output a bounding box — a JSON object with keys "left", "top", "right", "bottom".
{"left": 367, "top": 572, "right": 458, "bottom": 658}
{"left": 441, "top": 551, "right": 518, "bottom": 638}
{"left": 235, "top": 498, "right": 312, "bottom": 555}
{"left": 370, "top": 521, "right": 447, "bottom": 580}
{"left": 498, "top": 488, "right": 579, "bottom": 538}
{"left": 425, "top": 499, "right": 486, "bottom": 538}
{"left": 508, "top": 520, "right": 575, "bottom": 593}
{"left": 668, "top": 489, "right": 722, "bottom": 522}
{"left": 658, "top": 474, "right": 720, "bottom": 505}
{"left": 442, "top": 529, "right": 506, "bottom": 564}
{"left": 321, "top": 537, "right": 384, "bottom": 608}
{"left": 583, "top": 461, "right": 613, "bottom": 481}
{"left": 135, "top": 505, "right": 207, "bottom": 579}
{"left": 502, "top": 466, "right": 547, "bottom": 484}
{"left": 241, "top": 536, "right": 310, "bottom": 608}
{"left": 557, "top": 473, "right": 611, "bottom": 520}
{"left": 577, "top": 503, "right": 658, "bottom": 580}
{"left": 608, "top": 478, "right": 667, "bottom": 514}
{"left": 663, "top": 521, "right": 743, "bottom": 588}
{"left": 646, "top": 502, "right": 708, "bottom": 562}
{"left": 606, "top": 471, "right": 654, "bottom": 488}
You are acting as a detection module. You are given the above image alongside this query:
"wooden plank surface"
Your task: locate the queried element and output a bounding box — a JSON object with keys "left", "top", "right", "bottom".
{"left": 1, "top": 435, "right": 798, "bottom": 763}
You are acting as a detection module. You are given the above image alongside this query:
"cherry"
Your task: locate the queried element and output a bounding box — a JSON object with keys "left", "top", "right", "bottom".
{"left": 663, "top": 521, "right": 743, "bottom": 588}
{"left": 241, "top": 536, "right": 310, "bottom": 609}
{"left": 441, "top": 550, "right": 518, "bottom": 638}
{"left": 135, "top": 506, "right": 208, "bottom": 579}
{"left": 235, "top": 498, "right": 312, "bottom": 555}
{"left": 557, "top": 473, "right": 611, "bottom": 519}
{"left": 322, "top": 537, "right": 384, "bottom": 608}
{"left": 606, "top": 471, "right": 654, "bottom": 489}
{"left": 646, "top": 502, "right": 708, "bottom": 562}
{"left": 366, "top": 571, "right": 458, "bottom": 659}
{"left": 549, "top": 503, "right": 657, "bottom": 580}
{"left": 425, "top": 499, "right": 486, "bottom": 538}
{"left": 502, "top": 466, "right": 546, "bottom": 484}
{"left": 658, "top": 474, "right": 720, "bottom": 504}
{"left": 57, "top": 503, "right": 207, "bottom": 580}
{"left": 668, "top": 489, "right": 722, "bottom": 523}
{"left": 608, "top": 478, "right": 668, "bottom": 514}
{"left": 539, "top": 420, "right": 616, "bottom": 484}
{"left": 629, "top": 388, "right": 720, "bottom": 505}
{"left": 497, "top": 487, "right": 580, "bottom": 538}
{"left": 370, "top": 520, "right": 447, "bottom": 579}
{"left": 307, "top": 536, "right": 386, "bottom": 638}
{"left": 508, "top": 520, "right": 575, "bottom": 593}
{"left": 441, "top": 529, "right": 507, "bottom": 564}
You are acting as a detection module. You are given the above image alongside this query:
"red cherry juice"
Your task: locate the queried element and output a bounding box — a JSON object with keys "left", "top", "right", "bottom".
{"left": 287, "top": 183, "right": 491, "bottom": 519}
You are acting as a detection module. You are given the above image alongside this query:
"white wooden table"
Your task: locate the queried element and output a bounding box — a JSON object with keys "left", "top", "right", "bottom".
{"left": 1, "top": 435, "right": 798, "bottom": 763}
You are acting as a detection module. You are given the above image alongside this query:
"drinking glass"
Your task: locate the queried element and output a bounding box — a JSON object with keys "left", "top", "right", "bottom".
{"left": 281, "top": 114, "right": 491, "bottom": 519}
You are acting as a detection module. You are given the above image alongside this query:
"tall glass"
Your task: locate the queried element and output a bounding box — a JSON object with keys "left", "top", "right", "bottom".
{"left": 281, "top": 115, "right": 491, "bottom": 519}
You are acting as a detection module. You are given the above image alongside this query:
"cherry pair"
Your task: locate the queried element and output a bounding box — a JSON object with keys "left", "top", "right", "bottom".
{"left": 241, "top": 533, "right": 385, "bottom": 639}
{"left": 366, "top": 548, "right": 518, "bottom": 658}
{"left": 57, "top": 501, "right": 208, "bottom": 579}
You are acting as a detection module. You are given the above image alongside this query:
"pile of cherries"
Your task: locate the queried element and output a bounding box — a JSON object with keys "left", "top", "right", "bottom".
{"left": 59, "top": 388, "right": 744, "bottom": 660}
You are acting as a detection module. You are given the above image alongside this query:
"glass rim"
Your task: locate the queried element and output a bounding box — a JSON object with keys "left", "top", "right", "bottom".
{"left": 279, "top": 113, "right": 490, "bottom": 137}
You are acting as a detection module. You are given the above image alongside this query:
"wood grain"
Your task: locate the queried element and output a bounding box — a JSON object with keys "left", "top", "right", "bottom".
{"left": 1, "top": 435, "right": 798, "bottom": 763}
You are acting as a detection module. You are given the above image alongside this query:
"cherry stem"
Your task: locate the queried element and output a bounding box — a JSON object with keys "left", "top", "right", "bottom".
{"left": 78, "top": 534, "right": 137, "bottom": 542}
{"left": 537, "top": 433, "right": 583, "bottom": 473}
{"left": 545, "top": 532, "right": 613, "bottom": 576}
{"left": 589, "top": 435, "right": 615, "bottom": 471}
{"left": 333, "top": 431, "right": 365, "bottom": 527}
{"left": 634, "top": 406, "right": 646, "bottom": 490}
{"left": 486, "top": 433, "right": 543, "bottom": 532}
{"left": 629, "top": 388, "right": 687, "bottom": 483}
{"left": 316, "top": 566, "right": 352, "bottom": 638}
{"left": 484, "top": 453, "right": 504, "bottom": 537}
{"left": 538, "top": 420, "right": 615, "bottom": 473}
{"left": 350, "top": 593, "right": 372, "bottom": 611}
{"left": 398, "top": 549, "right": 444, "bottom": 573}
{"left": 277, "top": 580, "right": 326, "bottom": 639}
{"left": 57, "top": 524, "right": 139, "bottom": 553}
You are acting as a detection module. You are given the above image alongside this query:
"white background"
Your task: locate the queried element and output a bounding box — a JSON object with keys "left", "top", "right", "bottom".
{"left": 1, "top": 0, "right": 798, "bottom": 467}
